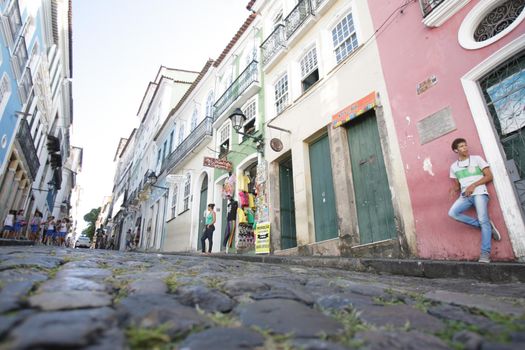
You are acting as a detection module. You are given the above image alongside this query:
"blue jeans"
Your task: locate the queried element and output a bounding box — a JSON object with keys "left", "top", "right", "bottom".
{"left": 448, "top": 194, "right": 491, "bottom": 254}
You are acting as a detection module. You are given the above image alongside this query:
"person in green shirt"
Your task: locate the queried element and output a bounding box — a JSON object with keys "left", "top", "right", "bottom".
{"left": 201, "top": 203, "right": 216, "bottom": 254}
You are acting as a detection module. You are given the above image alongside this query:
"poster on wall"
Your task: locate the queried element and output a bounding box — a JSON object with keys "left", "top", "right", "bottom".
{"left": 255, "top": 222, "right": 270, "bottom": 254}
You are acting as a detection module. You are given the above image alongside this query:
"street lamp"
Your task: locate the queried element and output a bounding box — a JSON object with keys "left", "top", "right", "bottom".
{"left": 228, "top": 108, "right": 264, "bottom": 153}
{"left": 146, "top": 172, "right": 169, "bottom": 190}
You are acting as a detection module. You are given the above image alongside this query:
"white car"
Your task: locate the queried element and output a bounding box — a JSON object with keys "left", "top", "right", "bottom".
{"left": 75, "top": 235, "right": 91, "bottom": 248}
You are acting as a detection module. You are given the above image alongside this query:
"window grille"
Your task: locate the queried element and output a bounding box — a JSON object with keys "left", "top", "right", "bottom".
{"left": 191, "top": 109, "right": 198, "bottom": 131}
{"left": 171, "top": 185, "right": 178, "bottom": 218}
{"left": 183, "top": 174, "right": 191, "bottom": 211}
{"left": 274, "top": 74, "right": 289, "bottom": 114}
{"left": 332, "top": 12, "right": 358, "bottom": 64}
{"left": 242, "top": 100, "right": 257, "bottom": 135}
{"left": 474, "top": 0, "right": 525, "bottom": 42}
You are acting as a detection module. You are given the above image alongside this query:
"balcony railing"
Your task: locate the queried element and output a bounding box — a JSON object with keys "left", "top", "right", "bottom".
{"left": 420, "top": 0, "right": 446, "bottom": 18}
{"left": 260, "top": 25, "right": 286, "bottom": 66}
{"left": 12, "top": 37, "right": 28, "bottom": 80}
{"left": 18, "top": 68, "right": 33, "bottom": 105}
{"left": 311, "top": 0, "right": 326, "bottom": 11}
{"left": 161, "top": 117, "right": 213, "bottom": 173}
{"left": 285, "top": 0, "right": 313, "bottom": 39}
{"left": 16, "top": 118, "right": 39, "bottom": 179}
{"left": 213, "top": 60, "right": 259, "bottom": 120}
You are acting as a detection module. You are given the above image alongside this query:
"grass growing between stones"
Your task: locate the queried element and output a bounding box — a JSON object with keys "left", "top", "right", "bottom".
{"left": 206, "top": 277, "right": 224, "bottom": 291}
{"left": 471, "top": 308, "right": 525, "bottom": 343}
{"left": 435, "top": 320, "right": 482, "bottom": 350}
{"left": 372, "top": 296, "right": 404, "bottom": 306}
{"left": 323, "top": 308, "right": 370, "bottom": 348}
{"left": 405, "top": 291, "right": 435, "bottom": 312}
{"left": 251, "top": 326, "right": 294, "bottom": 350}
{"left": 196, "top": 308, "right": 241, "bottom": 328}
{"left": 165, "top": 273, "right": 182, "bottom": 293}
{"left": 105, "top": 277, "right": 130, "bottom": 304}
{"left": 126, "top": 324, "right": 172, "bottom": 350}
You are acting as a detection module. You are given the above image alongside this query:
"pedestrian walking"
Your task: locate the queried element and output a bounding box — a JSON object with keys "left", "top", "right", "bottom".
{"left": 43, "top": 216, "right": 56, "bottom": 245}
{"left": 2, "top": 210, "right": 16, "bottom": 239}
{"left": 448, "top": 138, "right": 502, "bottom": 263}
{"left": 13, "top": 210, "right": 26, "bottom": 240}
{"left": 125, "top": 229, "right": 133, "bottom": 251}
{"left": 58, "top": 218, "right": 70, "bottom": 246}
{"left": 201, "top": 203, "right": 216, "bottom": 254}
{"left": 29, "top": 210, "right": 43, "bottom": 242}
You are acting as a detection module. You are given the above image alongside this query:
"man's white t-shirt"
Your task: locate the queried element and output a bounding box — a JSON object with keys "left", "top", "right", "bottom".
{"left": 450, "top": 155, "right": 489, "bottom": 196}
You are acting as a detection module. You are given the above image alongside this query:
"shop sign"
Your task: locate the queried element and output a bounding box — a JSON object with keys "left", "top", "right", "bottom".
{"left": 416, "top": 75, "right": 437, "bottom": 95}
{"left": 203, "top": 157, "right": 232, "bottom": 171}
{"left": 332, "top": 91, "right": 377, "bottom": 128}
{"left": 255, "top": 222, "right": 270, "bottom": 254}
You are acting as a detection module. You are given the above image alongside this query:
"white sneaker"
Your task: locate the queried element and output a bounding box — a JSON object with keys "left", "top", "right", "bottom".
{"left": 490, "top": 221, "right": 501, "bottom": 241}
{"left": 478, "top": 252, "right": 490, "bottom": 263}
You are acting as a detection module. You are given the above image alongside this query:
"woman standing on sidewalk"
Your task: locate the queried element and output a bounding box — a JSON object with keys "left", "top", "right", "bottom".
{"left": 201, "top": 203, "right": 216, "bottom": 254}
{"left": 13, "top": 210, "right": 26, "bottom": 240}
{"left": 29, "top": 210, "right": 43, "bottom": 242}
{"left": 2, "top": 210, "right": 16, "bottom": 238}
{"left": 43, "top": 216, "right": 56, "bottom": 245}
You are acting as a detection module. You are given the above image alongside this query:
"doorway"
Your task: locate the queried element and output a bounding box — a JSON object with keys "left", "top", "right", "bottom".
{"left": 347, "top": 110, "right": 396, "bottom": 244}
{"left": 279, "top": 155, "right": 296, "bottom": 249}
{"left": 309, "top": 134, "right": 338, "bottom": 241}
{"left": 197, "top": 174, "right": 208, "bottom": 250}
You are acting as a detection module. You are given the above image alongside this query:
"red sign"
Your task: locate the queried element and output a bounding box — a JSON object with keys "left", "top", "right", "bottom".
{"left": 332, "top": 92, "right": 377, "bottom": 128}
{"left": 203, "top": 157, "right": 232, "bottom": 171}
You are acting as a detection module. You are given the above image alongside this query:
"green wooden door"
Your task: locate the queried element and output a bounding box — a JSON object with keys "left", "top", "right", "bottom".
{"left": 347, "top": 112, "right": 396, "bottom": 244}
{"left": 197, "top": 175, "right": 208, "bottom": 250}
{"left": 279, "top": 156, "right": 297, "bottom": 249}
{"left": 309, "top": 135, "right": 338, "bottom": 241}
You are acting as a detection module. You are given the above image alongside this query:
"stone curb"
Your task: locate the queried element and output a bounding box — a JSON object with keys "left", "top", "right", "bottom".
{"left": 166, "top": 252, "right": 525, "bottom": 283}
{"left": 0, "top": 239, "right": 34, "bottom": 246}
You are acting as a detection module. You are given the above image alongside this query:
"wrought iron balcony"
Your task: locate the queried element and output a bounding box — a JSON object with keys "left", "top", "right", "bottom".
{"left": 260, "top": 24, "right": 286, "bottom": 66}
{"left": 12, "top": 37, "right": 28, "bottom": 80}
{"left": 285, "top": 0, "right": 313, "bottom": 39}
{"left": 213, "top": 60, "right": 259, "bottom": 121}
{"left": 16, "top": 118, "right": 39, "bottom": 180}
{"left": 420, "top": 0, "right": 446, "bottom": 18}
{"left": 161, "top": 117, "right": 213, "bottom": 173}
{"left": 18, "top": 68, "right": 33, "bottom": 105}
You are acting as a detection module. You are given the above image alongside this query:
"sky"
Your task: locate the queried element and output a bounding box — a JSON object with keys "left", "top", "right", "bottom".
{"left": 72, "top": 0, "right": 252, "bottom": 230}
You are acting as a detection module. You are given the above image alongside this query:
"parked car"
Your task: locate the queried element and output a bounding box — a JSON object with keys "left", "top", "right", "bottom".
{"left": 75, "top": 235, "right": 91, "bottom": 248}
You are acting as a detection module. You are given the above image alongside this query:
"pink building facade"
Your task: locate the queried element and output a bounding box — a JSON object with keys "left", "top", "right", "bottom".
{"left": 368, "top": 0, "right": 525, "bottom": 261}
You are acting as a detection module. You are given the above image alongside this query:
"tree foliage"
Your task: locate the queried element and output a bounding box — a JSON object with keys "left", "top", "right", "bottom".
{"left": 82, "top": 207, "right": 101, "bottom": 240}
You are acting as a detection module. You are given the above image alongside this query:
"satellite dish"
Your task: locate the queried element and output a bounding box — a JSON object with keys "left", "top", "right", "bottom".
{"left": 270, "top": 138, "right": 283, "bottom": 152}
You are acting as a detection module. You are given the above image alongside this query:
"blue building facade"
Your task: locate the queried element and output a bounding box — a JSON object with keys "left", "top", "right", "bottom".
{"left": 0, "top": 0, "right": 75, "bottom": 224}
{"left": 0, "top": 0, "right": 27, "bottom": 176}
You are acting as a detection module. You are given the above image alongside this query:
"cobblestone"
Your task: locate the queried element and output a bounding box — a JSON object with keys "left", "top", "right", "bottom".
{"left": 0, "top": 246, "right": 524, "bottom": 349}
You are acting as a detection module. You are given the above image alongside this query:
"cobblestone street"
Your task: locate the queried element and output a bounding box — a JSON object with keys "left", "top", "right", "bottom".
{"left": 0, "top": 246, "right": 524, "bottom": 350}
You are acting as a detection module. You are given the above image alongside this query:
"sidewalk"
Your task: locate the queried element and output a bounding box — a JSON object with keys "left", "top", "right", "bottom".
{"left": 173, "top": 252, "right": 525, "bottom": 283}
{"left": 0, "top": 238, "right": 34, "bottom": 246}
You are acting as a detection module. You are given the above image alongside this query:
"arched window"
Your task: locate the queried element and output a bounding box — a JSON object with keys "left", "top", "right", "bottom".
{"left": 205, "top": 91, "right": 214, "bottom": 118}
{"left": 191, "top": 109, "right": 198, "bottom": 131}
{"left": 474, "top": 0, "right": 525, "bottom": 42}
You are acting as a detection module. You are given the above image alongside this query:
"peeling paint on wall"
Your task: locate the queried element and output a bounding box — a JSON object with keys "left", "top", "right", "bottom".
{"left": 423, "top": 157, "right": 434, "bottom": 176}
